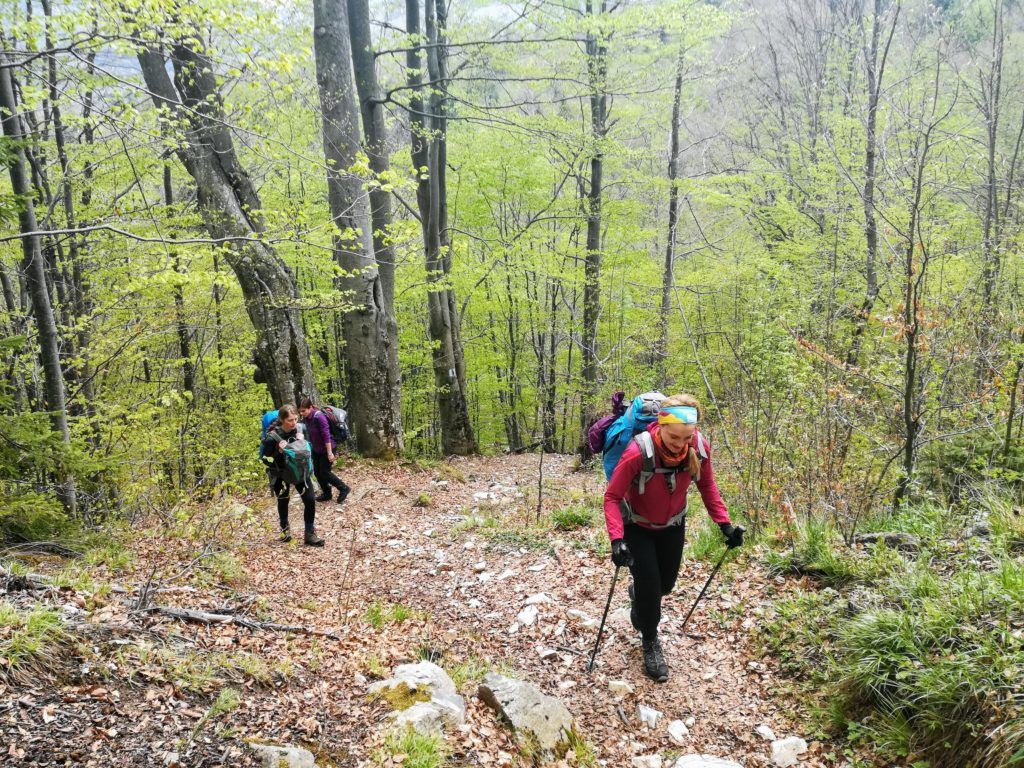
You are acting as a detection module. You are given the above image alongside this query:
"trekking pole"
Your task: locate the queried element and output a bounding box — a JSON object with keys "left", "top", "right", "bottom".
{"left": 586, "top": 566, "right": 621, "bottom": 673}
{"left": 678, "top": 526, "right": 745, "bottom": 636}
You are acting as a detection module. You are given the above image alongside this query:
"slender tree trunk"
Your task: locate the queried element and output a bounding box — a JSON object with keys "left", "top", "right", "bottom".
{"left": 658, "top": 47, "right": 685, "bottom": 387}
{"left": 580, "top": 0, "right": 608, "bottom": 457}
{"left": 313, "top": 0, "right": 403, "bottom": 456}
{"left": 1, "top": 51, "right": 76, "bottom": 515}
{"left": 136, "top": 41, "right": 317, "bottom": 407}
{"left": 976, "top": 0, "right": 1006, "bottom": 390}
{"left": 406, "top": 0, "right": 475, "bottom": 455}
{"left": 847, "top": 0, "right": 898, "bottom": 369}
{"left": 346, "top": 0, "right": 403, "bottom": 442}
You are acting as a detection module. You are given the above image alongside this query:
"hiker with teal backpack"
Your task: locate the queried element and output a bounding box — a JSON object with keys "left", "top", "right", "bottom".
{"left": 597, "top": 393, "right": 742, "bottom": 682}
{"left": 261, "top": 404, "right": 323, "bottom": 547}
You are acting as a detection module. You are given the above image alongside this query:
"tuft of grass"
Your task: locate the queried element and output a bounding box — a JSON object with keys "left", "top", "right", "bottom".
{"left": 365, "top": 600, "right": 415, "bottom": 630}
{"left": 0, "top": 602, "right": 67, "bottom": 682}
{"left": 563, "top": 727, "right": 598, "bottom": 767}
{"left": 551, "top": 504, "right": 594, "bottom": 531}
{"left": 366, "top": 655, "right": 387, "bottom": 679}
{"left": 685, "top": 516, "right": 724, "bottom": 562}
{"left": 764, "top": 519, "right": 864, "bottom": 587}
{"left": 413, "top": 492, "right": 433, "bottom": 508}
{"left": 445, "top": 655, "right": 490, "bottom": 689}
{"left": 84, "top": 540, "right": 134, "bottom": 572}
{"left": 209, "top": 687, "right": 241, "bottom": 718}
{"left": 374, "top": 727, "right": 448, "bottom": 768}
{"left": 435, "top": 463, "right": 467, "bottom": 484}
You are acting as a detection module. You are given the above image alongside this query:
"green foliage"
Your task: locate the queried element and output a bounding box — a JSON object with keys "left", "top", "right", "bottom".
{"left": 0, "top": 602, "right": 67, "bottom": 682}
{"left": 364, "top": 600, "right": 415, "bottom": 630}
{"left": 759, "top": 497, "right": 1024, "bottom": 766}
{"left": 374, "top": 727, "right": 448, "bottom": 768}
{"left": 551, "top": 504, "right": 594, "bottom": 530}
{"left": 445, "top": 655, "right": 490, "bottom": 689}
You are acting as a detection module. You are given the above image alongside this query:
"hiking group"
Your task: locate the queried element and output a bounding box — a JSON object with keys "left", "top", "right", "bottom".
{"left": 591, "top": 391, "right": 743, "bottom": 683}
{"left": 259, "top": 388, "right": 740, "bottom": 682}
{"left": 260, "top": 398, "right": 351, "bottom": 547}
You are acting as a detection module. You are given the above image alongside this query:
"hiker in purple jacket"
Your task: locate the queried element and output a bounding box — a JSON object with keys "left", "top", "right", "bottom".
{"left": 299, "top": 397, "right": 351, "bottom": 504}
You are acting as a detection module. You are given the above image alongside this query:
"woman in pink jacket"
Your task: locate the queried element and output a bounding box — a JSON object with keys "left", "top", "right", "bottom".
{"left": 603, "top": 394, "right": 743, "bottom": 682}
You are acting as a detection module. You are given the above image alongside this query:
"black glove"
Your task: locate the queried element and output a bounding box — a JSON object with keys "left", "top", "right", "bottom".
{"left": 719, "top": 522, "right": 744, "bottom": 549}
{"left": 611, "top": 539, "right": 633, "bottom": 567}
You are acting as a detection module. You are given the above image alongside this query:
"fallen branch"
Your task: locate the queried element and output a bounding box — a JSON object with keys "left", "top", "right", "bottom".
{"left": 137, "top": 605, "right": 340, "bottom": 640}
{"left": 1, "top": 541, "right": 83, "bottom": 559}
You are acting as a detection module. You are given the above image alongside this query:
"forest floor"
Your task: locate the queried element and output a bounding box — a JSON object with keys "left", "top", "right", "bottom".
{"left": 2, "top": 455, "right": 854, "bottom": 767}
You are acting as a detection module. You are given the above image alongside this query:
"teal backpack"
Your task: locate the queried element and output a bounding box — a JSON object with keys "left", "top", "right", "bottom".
{"left": 263, "top": 425, "right": 313, "bottom": 489}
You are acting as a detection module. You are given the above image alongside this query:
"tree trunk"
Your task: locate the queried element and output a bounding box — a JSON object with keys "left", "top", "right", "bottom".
{"left": 847, "top": 0, "right": 898, "bottom": 369}
{"left": 136, "top": 41, "right": 317, "bottom": 407}
{"left": 580, "top": 0, "right": 608, "bottom": 457}
{"left": 313, "top": 0, "right": 403, "bottom": 456}
{"left": 658, "top": 46, "right": 685, "bottom": 388}
{"left": 346, "top": 0, "right": 404, "bottom": 444}
{"left": 0, "top": 51, "right": 77, "bottom": 515}
{"left": 406, "top": 0, "right": 476, "bottom": 455}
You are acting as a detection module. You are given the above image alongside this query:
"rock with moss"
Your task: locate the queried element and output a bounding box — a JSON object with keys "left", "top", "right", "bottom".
{"left": 477, "top": 672, "right": 574, "bottom": 760}
{"left": 853, "top": 531, "right": 920, "bottom": 551}
{"left": 250, "top": 743, "right": 317, "bottom": 768}
{"left": 370, "top": 661, "right": 466, "bottom": 733}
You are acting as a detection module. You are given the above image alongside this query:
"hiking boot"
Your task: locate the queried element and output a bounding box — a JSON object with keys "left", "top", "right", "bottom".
{"left": 314, "top": 493, "right": 332, "bottom": 503}
{"left": 304, "top": 528, "right": 325, "bottom": 547}
{"left": 628, "top": 582, "right": 640, "bottom": 632}
{"left": 336, "top": 484, "right": 350, "bottom": 505}
{"left": 279, "top": 527, "right": 293, "bottom": 543}
{"left": 642, "top": 638, "right": 669, "bottom": 683}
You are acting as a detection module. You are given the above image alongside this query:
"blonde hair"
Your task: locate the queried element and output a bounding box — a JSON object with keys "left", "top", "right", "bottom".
{"left": 661, "top": 394, "right": 701, "bottom": 477}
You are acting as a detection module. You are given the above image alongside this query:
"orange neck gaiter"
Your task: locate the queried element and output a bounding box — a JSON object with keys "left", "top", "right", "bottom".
{"left": 653, "top": 428, "right": 689, "bottom": 467}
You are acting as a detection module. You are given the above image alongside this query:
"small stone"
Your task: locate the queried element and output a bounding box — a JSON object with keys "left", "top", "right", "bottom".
{"left": 536, "top": 646, "right": 559, "bottom": 661}
{"left": 557, "top": 680, "right": 576, "bottom": 691}
{"left": 684, "top": 716, "right": 696, "bottom": 728}
{"left": 163, "top": 752, "right": 181, "bottom": 768}
{"left": 527, "top": 563, "right": 547, "bottom": 572}
{"left": 637, "top": 704, "right": 661, "bottom": 728}
{"left": 771, "top": 737, "right": 809, "bottom": 767}
{"left": 517, "top": 605, "right": 539, "bottom": 625}
{"left": 672, "top": 757, "right": 744, "bottom": 768}
{"left": 473, "top": 561, "right": 487, "bottom": 572}
{"left": 631, "top": 756, "right": 662, "bottom": 768}
{"left": 353, "top": 672, "right": 367, "bottom": 685}
{"left": 608, "top": 680, "right": 634, "bottom": 696}
{"left": 567, "top": 609, "right": 598, "bottom": 628}
{"left": 525, "top": 593, "right": 552, "bottom": 605}
{"left": 667, "top": 720, "right": 690, "bottom": 744}
{"left": 755, "top": 724, "right": 776, "bottom": 741}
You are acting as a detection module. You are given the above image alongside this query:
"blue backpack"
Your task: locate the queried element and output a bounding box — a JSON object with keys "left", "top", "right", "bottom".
{"left": 600, "top": 392, "right": 665, "bottom": 480}
{"left": 258, "top": 410, "right": 279, "bottom": 458}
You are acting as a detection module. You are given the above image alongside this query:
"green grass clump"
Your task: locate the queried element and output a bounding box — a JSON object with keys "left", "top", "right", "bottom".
{"left": 445, "top": 655, "right": 490, "bottom": 689}
{"left": 374, "top": 727, "right": 448, "bottom": 768}
{"left": 365, "top": 600, "right": 416, "bottom": 630}
{"left": 759, "top": 496, "right": 1024, "bottom": 767}
{"left": 685, "top": 515, "right": 725, "bottom": 561}
{"left": 0, "top": 602, "right": 67, "bottom": 682}
{"left": 551, "top": 504, "right": 594, "bottom": 530}
{"left": 764, "top": 519, "right": 866, "bottom": 587}
{"left": 413, "top": 492, "right": 433, "bottom": 508}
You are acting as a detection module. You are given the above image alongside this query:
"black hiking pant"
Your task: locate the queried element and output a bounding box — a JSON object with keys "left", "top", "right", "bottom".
{"left": 625, "top": 521, "right": 686, "bottom": 643}
{"left": 273, "top": 478, "right": 316, "bottom": 531}
{"left": 312, "top": 450, "right": 348, "bottom": 500}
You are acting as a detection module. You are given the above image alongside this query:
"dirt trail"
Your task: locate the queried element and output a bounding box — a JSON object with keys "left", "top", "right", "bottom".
{"left": 2, "top": 455, "right": 835, "bottom": 767}
{"left": 242, "top": 455, "right": 825, "bottom": 766}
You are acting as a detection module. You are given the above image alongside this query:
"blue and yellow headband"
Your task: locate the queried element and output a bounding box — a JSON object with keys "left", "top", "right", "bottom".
{"left": 658, "top": 406, "right": 698, "bottom": 425}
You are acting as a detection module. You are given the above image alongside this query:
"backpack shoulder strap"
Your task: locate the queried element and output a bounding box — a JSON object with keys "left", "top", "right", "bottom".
{"left": 633, "top": 432, "right": 657, "bottom": 495}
